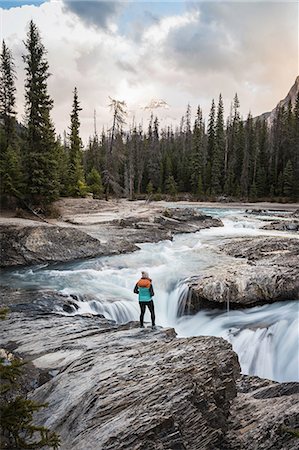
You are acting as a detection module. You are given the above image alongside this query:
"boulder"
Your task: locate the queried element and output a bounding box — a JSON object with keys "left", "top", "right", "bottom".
{"left": 184, "top": 237, "right": 299, "bottom": 312}
{"left": 261, "top": 220, "right": 299, "bottom": 232}
{"left": 114, "top": 208, "right": 223, "bottom": 236}
{"left": 0, "top": 224, "right": 137, "bottom": 267}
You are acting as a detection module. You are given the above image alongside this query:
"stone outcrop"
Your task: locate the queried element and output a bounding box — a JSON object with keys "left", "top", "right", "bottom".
{"left": 1, "top": 311, "right": 239, "bottom": 450}
{"left": 261, "top": 220, "right": 299, "bottom": 232}
{"left": 0, "top": 224, "right": 137, "bottom": 268}
{"left": 184, "top": 237, "right": 299, "bottom": 312}
{"left": 1, "top": 292, "right": 298, "bottom": 449}
{"left": 0, "top": 208, "right": 223, "bottom": 268}
{"left": 224, "top": 375, "right": 299, "bottom": 450}
{"left": 113, "top": 207, "right": 223, "bottom": 236}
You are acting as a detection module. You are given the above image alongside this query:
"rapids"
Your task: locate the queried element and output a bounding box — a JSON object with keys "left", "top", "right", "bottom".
{"left": 1, "top": 207, "right": 298, "bottom": 382}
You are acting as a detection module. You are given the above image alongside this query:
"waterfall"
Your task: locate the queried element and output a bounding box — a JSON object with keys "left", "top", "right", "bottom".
{"left": 1, "top": 207, "right": 298, "bottom": 382}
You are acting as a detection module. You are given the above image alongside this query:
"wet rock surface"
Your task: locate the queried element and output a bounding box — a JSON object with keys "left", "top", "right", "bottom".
{"left": 112, "top": 207, "right": 223, "bottom": 238}
{"left": 0, "top": 207, "right": 223, "bottom": 268}
{"left": 224, "top": 375, "right": 299, "bottom": 450}
{"left": 1, "top": 310, "right": 298, "bottom": 450}
{"left": 261, "top": 220, "right": 299, "bottom": 232}
{"left": 0, "top": 224, "right": 137, "bottom": 268}
{"left": 186, "top": 237, "right": 299, "bottom": 311}
{"left": 0, "top": 286, "right": 101, "bottom": 316}
{"left": 1, "top": 311, "right": 240, "bottom": 450}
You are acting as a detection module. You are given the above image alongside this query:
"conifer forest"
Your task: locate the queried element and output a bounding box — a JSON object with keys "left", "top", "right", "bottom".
{"left": 1, "top": 21, "right": 298, "bottom": 210}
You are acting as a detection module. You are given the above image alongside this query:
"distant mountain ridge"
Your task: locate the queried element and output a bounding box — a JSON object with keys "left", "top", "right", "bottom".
{"left": 255, "top": 75, "right": 299, "bottom": 125}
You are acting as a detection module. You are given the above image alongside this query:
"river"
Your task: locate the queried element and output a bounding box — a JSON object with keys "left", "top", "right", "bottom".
{"left": 1, "top": 207, "right": 298, "bottom": 383}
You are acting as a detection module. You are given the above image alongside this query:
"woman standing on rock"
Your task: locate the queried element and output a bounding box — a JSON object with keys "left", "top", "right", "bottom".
{"left": 134, "top": 271, "right": 156, "bottom": 329}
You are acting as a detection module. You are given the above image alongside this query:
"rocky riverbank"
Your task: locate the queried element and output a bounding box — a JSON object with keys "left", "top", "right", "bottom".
{"left": 1, "top": 200, "right": 299, "bottom": 448}
{"left": 184, "top": 236, "right": 299, "bottom": 312}
{"left": 0, "top": 202, "right": 222, "bottom": 267}
{"left": 1, "top": 307, "right": 298, "bottom": 450}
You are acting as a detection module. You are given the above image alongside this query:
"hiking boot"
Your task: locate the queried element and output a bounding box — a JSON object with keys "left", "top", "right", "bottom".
{"left": 151, "top": 325, "right": 157, "bottom": 330}
{"left": 140, "top": 325, "right": 145, "bottom": 328}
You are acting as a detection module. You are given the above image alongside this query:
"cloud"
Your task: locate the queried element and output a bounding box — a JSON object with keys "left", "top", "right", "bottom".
{"left": 62, "top": 0, "right": 124, "bottom": 30}
{"left": 1, "top": 0, "right": 298, "bottom": 143}
{"left": 157, "top": 1, "right": 298, "bottom": 114}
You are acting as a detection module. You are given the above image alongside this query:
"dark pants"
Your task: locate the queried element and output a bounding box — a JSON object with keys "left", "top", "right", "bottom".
{"left": 139, "top": 300, "right": 155, "bottom": 326}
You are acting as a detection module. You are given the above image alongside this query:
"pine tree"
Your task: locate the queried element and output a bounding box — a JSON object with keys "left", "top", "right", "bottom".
{"left": 67, "top": 87, "right": 86, "bottom": 196}
{"left": 147, "top": 115, "right": 161, "bottom": 191}
{"left": 190, "top": 106, "right": 205, "bottom": 196}
{"left": 212, "top": 94, "right": 225, "bottom": 195}
{"left": 292, "top": 92, "right": 299, "bottom": 199}
{"left": 23, "top": 21, "right": 59, "bottom": 206}
{"left": 55, "top": 135, "right": 69, "bottom": 196}
{"left": 206, "top": 99, "right": 216, "bottom": 194}
{"left": 255, "top": 118, "right": 268, "bottom": 198}
{"left": 283, "top": 160, "right": 294, "bottom": 197}
{"left": 225, "top": 94, "right": 242, "bottom": 196}
{"left": 241, "top": 113, "right": 255, "bottom": 198}
{"left": 0, "top": 40, "right": 16, "bottom": 145}
{"left": 87, "top": 167, "right": 103, "bottom": 198}
{"left": 165, "top": 175, "right": 177, "bottom": 196}
{"left": 0, "top": 40, "right": 23, "bottom": 202}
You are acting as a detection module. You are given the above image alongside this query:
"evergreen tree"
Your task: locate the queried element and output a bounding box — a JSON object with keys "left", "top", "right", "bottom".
{"left": 291, "top": 92, "right": 299, "bottom": 199}
{"left": 212, "top": 94, "right": 225, "bottom": 195}
{"left": 87, "top": 167, "right": 103, "bottom": 198}
{"left": 165, "top": 175, "right": 177, "bottom": 196}
{"left": 67, "top": 87, "right": 86, "bottom": 196}
{"left": 23, "top": 21, "right": 59, "bottom": 206}
{"left": 0, "top": 40, "right": 23, "bottom": 202}
{"left": 0, "top": 40, "right": 16, "bottom": 145}
{"left": 241, "top": 113, "right": 254, "bottom": 197}
{"left": 206, "top": 99, "right": 216, "bottom": 194}
{"left": 147, "top": 115, "right": 161, "bottom": 191}
{"left": 283, "top": 160, "right": 294, "bottom": 197}
{"left": 55, "top": 134, "right": 69, "bottom": 196}
{"left": 225, "top": 94, "right": 242, "bottom": 195}
{"left": 255, "top": 118, "right": 268, "bottom": 198}
{"left": 190, "top": 106, "right": 205, "bottom": 195}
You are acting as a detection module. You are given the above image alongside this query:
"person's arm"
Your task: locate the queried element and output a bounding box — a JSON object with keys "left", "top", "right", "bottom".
{"left": 149, "top": 284, "right": 154, "bottom": 297}
{"left": 134, "top": 283, "right": 139, "bottom": 294}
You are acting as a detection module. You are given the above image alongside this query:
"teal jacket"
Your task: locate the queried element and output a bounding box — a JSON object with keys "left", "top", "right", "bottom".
{"left": 134, "top": 278, "right": 155, "bottom": 302}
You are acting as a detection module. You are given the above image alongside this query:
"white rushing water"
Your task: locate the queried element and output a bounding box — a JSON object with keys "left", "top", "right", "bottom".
{"left": 2, "top": 207, "right": 298, "bottom": 382}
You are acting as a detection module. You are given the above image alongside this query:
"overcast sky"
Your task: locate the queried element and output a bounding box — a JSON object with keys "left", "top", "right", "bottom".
{"left": 1, "top": 0, "right": 298, "bottom": 142}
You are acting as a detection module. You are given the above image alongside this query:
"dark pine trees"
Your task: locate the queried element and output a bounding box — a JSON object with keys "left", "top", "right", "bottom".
{"left": 23, "top": 21, "right": 59, "bottom": 207}
{"left": 67, "top": 87, "right": 86, "bottom": 196}
{"left": 0, "top": 40, "right": 23, "bottom": 203}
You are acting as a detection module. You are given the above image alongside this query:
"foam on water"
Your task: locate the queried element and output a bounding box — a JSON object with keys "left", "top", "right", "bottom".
{"left": 1, "top": 207, "right": 298, "bottom": 382}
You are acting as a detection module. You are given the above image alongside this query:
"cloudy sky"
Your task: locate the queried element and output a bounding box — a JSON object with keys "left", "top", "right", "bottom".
{"left": 1, "top": 0, "right": 298, "bottom": 142}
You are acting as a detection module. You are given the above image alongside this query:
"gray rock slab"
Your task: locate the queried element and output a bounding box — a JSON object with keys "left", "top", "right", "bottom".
{"left": 0, "top": 224, "right": 137, "bottom": 267}
{"left": 185, "top": 237, "right": 299, "bottom": 311}
{"left": 224, "top": 375, "right": 299, "bottom": 450}
{"left": 0, "top": 312, "right": 239, "bottom": 450}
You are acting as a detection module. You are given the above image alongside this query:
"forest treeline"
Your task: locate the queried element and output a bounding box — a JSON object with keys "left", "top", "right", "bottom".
{"left": 1, "top": 21, "right": 298, "bottom": 211}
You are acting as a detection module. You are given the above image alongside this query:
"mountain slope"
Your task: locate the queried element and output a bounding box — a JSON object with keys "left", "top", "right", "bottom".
{"left": 255, "top": 76, "right": 299, "bottom": 125}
